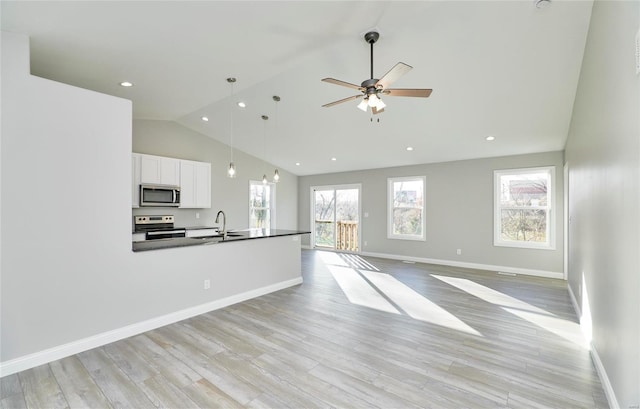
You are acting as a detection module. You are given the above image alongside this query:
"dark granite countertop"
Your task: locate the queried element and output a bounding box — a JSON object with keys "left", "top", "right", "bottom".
{"left": 132, "top": 229, "right": 310, "bottom": 252}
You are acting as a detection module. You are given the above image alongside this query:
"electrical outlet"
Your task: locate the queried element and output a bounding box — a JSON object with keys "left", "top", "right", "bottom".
{"left": 456, "top": 249, "right": 462, "bottom": 255}
{"left": 364, "top": 241, "right": 368, "bottom": 246}
{"left": 203, "top": 279, "right": 210, "bottom": 290}
{"left": 364, "top": 212, "right": 369, "bottom": 218}
{"left": 196, "top": 212, "right": 200, "bottom": 219}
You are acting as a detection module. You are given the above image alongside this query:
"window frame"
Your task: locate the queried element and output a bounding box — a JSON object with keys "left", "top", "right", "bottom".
{"left": 249, "top": 180, "right": 276, "bottom": 230}
{"left": 493, "top": 166, "right": 556, "bottom": 250}
{"left": 387, "top": 176, "right": 426, "bottom": 241}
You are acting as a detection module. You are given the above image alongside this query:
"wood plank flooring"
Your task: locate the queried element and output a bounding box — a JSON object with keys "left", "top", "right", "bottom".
{"left": 1, "top": 250, "right": 609, "bottom": 408}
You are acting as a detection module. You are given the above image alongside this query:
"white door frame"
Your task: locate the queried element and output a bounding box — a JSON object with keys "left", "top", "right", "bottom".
{"left": 310, "top": 184, "right": 362, "bottom": 252}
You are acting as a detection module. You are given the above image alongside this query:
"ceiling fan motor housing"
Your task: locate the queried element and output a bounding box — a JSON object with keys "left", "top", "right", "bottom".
{"left": 361, "top": 78, "right": 381, "bottom": 98}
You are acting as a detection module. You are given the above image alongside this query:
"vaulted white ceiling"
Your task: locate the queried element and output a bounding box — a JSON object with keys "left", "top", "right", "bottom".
{"left": 1, "top": 1, "right": 593, "bottom": 175}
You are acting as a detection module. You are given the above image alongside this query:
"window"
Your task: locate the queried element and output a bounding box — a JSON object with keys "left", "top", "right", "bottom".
{"left": 494, "top": 166, "right": 555, "bottom": 249}
{"left": 388, "top": 176, "right": 426, "bottom": 241}
{"left": 249, "top": 181, "right": 275, "bottom": 229}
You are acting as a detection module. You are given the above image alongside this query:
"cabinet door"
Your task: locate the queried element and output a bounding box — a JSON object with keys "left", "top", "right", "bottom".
{"left": 179, "top": 160, "right": 211, "bottom": 209}
{"left": 160, "top": 157, "right": 180, "bottom": 186}
{"left": 140, "top": 154, "right": 180, "bottom": 186}
{"left": 132, "top": 153, "right": 141, "bottom": 208}
{"left": 179, "top": 160, "right": 196, "bottom": 208}
{"left": 195, "top": 162, "right": 211, "bottom": 208}
{"left": 140, "top": 154, "right": 161, "bottom": 184}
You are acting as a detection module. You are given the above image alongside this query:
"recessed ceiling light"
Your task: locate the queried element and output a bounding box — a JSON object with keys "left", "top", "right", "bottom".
{"left": 406, "top": 146, "right": 414, "bottom": 151}
{"left": 295, "top": 162, "right": 301, "bottom": 166}
{"left": 237, "top": 102, "right": 246, "bottom": 108}
{"left": 331, "top": 157, "right": 337, "bottom": 161}
{"left": 119, "top": 81, "right": 133, "bottom": 87}
{"left": 486, "top": 136, "right": 495, "bottom": 141}
{"left": 201, "top": 116, "right": 209, "bottom": 122}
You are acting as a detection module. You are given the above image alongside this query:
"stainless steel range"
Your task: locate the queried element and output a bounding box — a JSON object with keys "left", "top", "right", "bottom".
{"left": 134, "top": 215, "right": 186, "bottom": 240}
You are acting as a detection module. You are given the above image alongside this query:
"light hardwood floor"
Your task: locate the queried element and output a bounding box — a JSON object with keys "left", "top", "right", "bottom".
{"left": 1, "top": 250, "right": 608, "bottom": 408}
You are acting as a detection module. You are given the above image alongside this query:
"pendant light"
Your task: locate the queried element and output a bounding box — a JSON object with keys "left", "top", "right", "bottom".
{"left": 261, "top": 114, "right": 269, "bottom": 184}
{"left": 227, "top": 77, "right": 237, "bottom": 178}
{"left": 272, "top": 95, "right": 281, "bottom": 183}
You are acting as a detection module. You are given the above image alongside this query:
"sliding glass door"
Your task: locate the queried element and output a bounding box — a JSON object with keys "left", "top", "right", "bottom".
{"left": 312, "top": 185, "right": 360, "bottom": 251}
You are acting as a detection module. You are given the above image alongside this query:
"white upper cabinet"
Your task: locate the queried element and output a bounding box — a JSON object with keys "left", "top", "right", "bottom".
{"left": 140, "top": 154, "right": 180, "bottom": 186}
{"left": 132, "top": 153, "right": 141, "bottom": 208}
{"left": 180, "top": 159, "right": 211, "bottom": 208}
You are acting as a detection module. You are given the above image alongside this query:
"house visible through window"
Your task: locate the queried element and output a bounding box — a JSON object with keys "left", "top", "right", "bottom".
{"left": 249, "top": 181, "right": 275, "bottom": 229}
{"left": 494, "top": 166, "right": 555, "bottom": 249}
{"left": 387, "top": 176, "right": 426, "bottom": 241}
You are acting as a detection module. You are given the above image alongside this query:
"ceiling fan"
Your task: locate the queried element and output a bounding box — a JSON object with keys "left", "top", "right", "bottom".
{"left": 321, "top": 31, "right": 433, "bottom": 114}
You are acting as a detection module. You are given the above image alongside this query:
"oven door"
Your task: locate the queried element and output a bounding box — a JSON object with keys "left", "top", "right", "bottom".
{"left": 145, "top": 229, "right": 186, "bottom": 240}
{"left": 140, "top": 185, "right": 180, "bottom": 207}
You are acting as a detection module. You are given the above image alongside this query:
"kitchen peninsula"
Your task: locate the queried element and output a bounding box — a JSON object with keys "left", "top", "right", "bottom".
{"left": 133, "top": 228, "right": 309, "bottom": 251}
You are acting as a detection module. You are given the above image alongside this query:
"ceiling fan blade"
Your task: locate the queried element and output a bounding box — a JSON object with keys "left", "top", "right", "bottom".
{"left": 322, "top": 94, "right": 363, "bottom": 108}
{"left": 376, "top": 62, "right": 412, "bottom": 89}
{"left": 321, "top": 78, "right": 364, "bottom": 91}
{"left": 383, "top": 88, "right": 433, "bottom": 98}
{"left": 372, "top": 106, "right": 385, "bottom": 115}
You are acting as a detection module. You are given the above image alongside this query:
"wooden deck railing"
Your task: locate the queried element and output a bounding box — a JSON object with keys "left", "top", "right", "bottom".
{"left": 337, "top": 220, "right": 358, "bottom": 251}
{"left": 314, "top": 220, "right": 359, "bottom": 251}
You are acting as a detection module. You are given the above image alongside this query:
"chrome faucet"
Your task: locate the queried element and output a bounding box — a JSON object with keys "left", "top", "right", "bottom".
{"left": 215, "top": 210, "right": 226, "bottom": 238}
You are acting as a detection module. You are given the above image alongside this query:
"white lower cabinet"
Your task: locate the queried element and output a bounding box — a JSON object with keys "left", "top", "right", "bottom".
{"left": 180, "top": 160, "right": 211, "bottom": 209}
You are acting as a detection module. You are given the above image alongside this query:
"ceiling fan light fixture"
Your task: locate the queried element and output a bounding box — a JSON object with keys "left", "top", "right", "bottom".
{"left": 375, "top": 97, "right": 386, "bottom": 110}
{"left": 357, "top": 99, "right": 369, "bottom": 111}
{"left": 368, "top": 94, "right": 379, "bottom": 107}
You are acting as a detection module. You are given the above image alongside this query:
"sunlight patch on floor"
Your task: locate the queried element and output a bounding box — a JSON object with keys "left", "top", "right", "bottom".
{"left": 328, "top": 265, "right": 400, "bottom": 315}
{"left": 431, "top": 275, "right": 554, "bottom": 316}
{"left": 502, "top": 307, "right": 589, "bottom": 348}
{"left": 360, "top": 270, "right": 482, "bottom": 336}
{"left": 318, "top": 251, "right": 349, "bottom": 267}
{"left": 432, "top": 274, "right": 588, "bottom": 349}
{"left": 340, "top": 253, "right": 380, "bottom": 271}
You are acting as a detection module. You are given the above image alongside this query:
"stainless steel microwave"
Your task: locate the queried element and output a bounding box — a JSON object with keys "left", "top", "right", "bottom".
{"left": 139, "top": 184, "right": 180, "bottom": 207}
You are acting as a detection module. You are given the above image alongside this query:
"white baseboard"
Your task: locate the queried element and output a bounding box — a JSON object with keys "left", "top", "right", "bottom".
{"left": 589, "top": 343, "right": 620, "bottom": 409}
{"left": 358, "top": 250, "right": 564, "bottom": 279}
{"left": 567, "top": 284, "right": 620, "bottom": 409}
{"left": 0, "top": 277, "right": 303, "bottom": 378}
{"left": 567, "top": 283, "right": 582, "bottom": 317}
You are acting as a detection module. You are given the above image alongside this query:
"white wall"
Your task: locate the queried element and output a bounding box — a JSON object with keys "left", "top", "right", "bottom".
{"left": 299, "top": 151, "right": 564, "bottom": 277}
{"left": 132, "top": 119, "right": 298, "bottom": 231}
{"left": 0, "top": 31, "right": 301, "bottom": 375}
{"left": 564, "top": 1, "right": 640, "bottom": 407}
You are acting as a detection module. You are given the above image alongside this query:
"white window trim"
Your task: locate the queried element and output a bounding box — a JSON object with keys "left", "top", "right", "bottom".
{"left": 493, "top": 166, "right": 555, "bottom": 250}
{"left": 249, "top": 180, "right": 276, "bottom": 230}
{"left": 387, "top": 176, "right": 426, "bottom": 241}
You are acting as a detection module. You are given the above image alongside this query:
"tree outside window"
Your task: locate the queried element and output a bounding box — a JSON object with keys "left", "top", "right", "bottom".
{"left": 494, "top": 167, "right": 555, "bottom": 249}
{"left": 250, "top": 182, "right": 274, "bottom": 229}
{"left": 388, "top": 176, "right": 426, "bottom": 241}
